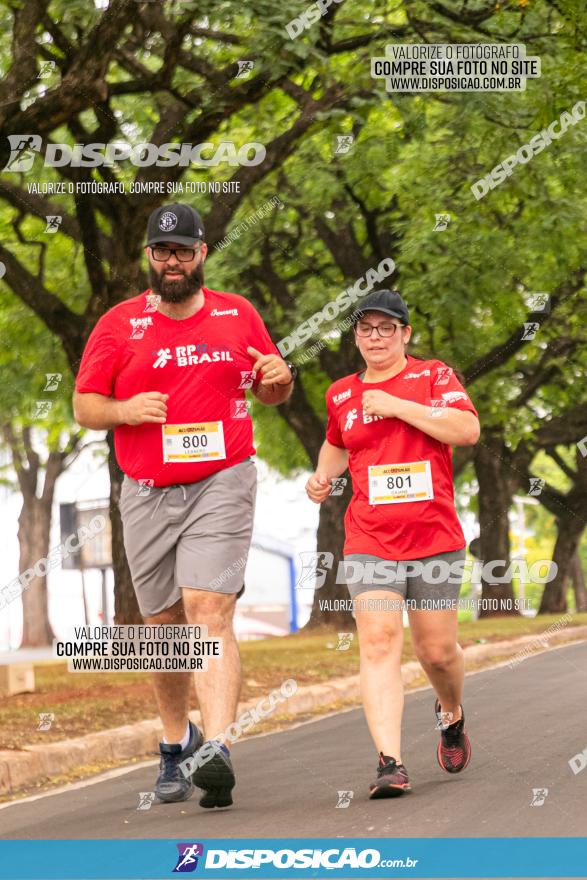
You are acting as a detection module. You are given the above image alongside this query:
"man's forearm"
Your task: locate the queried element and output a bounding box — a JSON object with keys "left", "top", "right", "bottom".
{"left": 252, "top": 381, "right": 294, "bottom": 406}
{"left": 73, "top": 393, "right": 126, "bottom": 430}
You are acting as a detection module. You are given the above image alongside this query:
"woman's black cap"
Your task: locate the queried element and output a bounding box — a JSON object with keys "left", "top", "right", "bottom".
{"left": 351, "top": 290, "right": 410, "bottom": 325}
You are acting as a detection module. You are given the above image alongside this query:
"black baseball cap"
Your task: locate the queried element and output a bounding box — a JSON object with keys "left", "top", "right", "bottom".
{"left": 351, "top": 290, "right": 410, "bottom": 326}
{"left": 146, "top": 203, "right": 205, "bottom": 247}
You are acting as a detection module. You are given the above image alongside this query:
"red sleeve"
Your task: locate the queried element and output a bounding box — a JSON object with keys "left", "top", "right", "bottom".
{"left": 246, "top": 304, "right": 283, "bottom": 388}
{"left": 246, "top": 305, "right": 281, "bottom": 358}
{"left": 75, "top": 314, "right": 124, "bottom": 396}
{"left": 430, "top": 362, "right": 478, "bottom": 416}
{"left": 325, "top": 394, "right": 345, "bottom": 448}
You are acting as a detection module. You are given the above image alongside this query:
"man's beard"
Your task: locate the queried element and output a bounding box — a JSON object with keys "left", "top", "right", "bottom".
{"left": 149, "top": 262, "right": 205, "bottom": 303}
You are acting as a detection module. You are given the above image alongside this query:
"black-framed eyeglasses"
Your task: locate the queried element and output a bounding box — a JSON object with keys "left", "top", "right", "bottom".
{"left": 151, "top": 245, "right": 201, "bottom": 262}
{"left": 355, "top": 321, "right": 402, "bottom": 338}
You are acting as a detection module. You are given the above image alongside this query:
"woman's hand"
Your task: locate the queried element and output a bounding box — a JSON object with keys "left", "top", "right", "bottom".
{"left": 305, "top": 472, "right": 332, "bottom": 504}
{"left": 361, "top": 390, "right": 402, "bottom": 419}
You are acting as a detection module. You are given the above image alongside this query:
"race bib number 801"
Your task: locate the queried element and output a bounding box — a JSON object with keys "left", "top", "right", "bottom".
{"left": 163, "top": 422, "right": 226, "bottom": 463}
{"left": 368, "top": 461, "right": 433, "bottom": 505}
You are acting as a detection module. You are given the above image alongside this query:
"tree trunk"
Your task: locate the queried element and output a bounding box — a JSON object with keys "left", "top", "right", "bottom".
{"left": 106, "top": 432, "right": 142, "bottom": 624}
{"left": 19, "top": 497, "right": 55, "bottom": 647}
{"left": 570, "top": 551, "right": 587, "bottom": 613}
{"left": 539, "top": 518, "right": 585, "bottom": 613}
{"left": 4, "top": 427, "right": 81, "bottom": 648}
{"left": 473, "top": 431, "right": 518, "bottom": 617}
{"left": 304, "top": 484, "right": 354, "bottom": 629}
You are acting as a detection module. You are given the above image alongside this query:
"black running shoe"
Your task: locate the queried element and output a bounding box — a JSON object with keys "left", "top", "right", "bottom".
{"left": 435, "top": 699, "right": 471, "bottom": 773}
{"left": 369, "top": 753, "right": 412, "bottom": 799}
{"left": 155, "top": 721, "right": 204, "bottom": 803}
{"left": 192, "top": 740, "right": 235, "bottom": 809}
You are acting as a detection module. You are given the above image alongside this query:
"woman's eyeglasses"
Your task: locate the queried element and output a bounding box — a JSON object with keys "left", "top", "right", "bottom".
{"left": 355, "top": 322, "right": 401, "bottom": 338}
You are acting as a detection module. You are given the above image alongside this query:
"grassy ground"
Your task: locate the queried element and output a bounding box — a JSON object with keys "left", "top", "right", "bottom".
{"left": 1, "top": 614, "right": 585, "bottom": 752}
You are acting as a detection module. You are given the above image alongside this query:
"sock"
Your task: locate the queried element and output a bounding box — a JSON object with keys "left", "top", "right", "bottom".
{"left": 163, "top": 722, "right": 191, "bottom": 749}
{"left": 445, "top": 706, "right": 463, "bottom": 727}
{"left": 438, "top": 705, "right": 462, "bottom": 726}
{"left": 379, "top": 752, "right": 397, "bottom": 765}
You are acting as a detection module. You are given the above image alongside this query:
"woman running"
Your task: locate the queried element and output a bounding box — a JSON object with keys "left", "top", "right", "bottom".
{"left": 306, "top": 289, "right": 480, "bottom": 798}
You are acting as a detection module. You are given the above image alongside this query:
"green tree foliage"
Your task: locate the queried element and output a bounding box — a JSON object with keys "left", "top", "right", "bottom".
{"left": 0, "top": 0, "right": 585, "bottom": 625}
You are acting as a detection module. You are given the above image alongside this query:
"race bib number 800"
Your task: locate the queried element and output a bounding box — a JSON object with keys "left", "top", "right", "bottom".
{"left": 368, "top": 460, "right": 433, "bottom": 505}
{"left": 162, "top": 422, "right": 226, "bottom": 463}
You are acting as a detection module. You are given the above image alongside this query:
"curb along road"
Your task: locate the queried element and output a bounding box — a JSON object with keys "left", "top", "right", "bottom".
{"left": 1, "top": 626, "right": 585, "bottom": 798}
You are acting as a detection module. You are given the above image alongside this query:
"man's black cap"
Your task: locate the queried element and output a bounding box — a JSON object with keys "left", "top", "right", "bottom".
{"left": 146, "top": 203, "right": 205, "bottom": 247}
{"left": 351, "top": 290, "right": 410, "bottom": 326}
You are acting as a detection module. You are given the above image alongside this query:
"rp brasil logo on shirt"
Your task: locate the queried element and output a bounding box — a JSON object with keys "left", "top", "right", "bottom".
{"left": 153, "top": 344, "right": 234, "bottom": 368}
{"left": 343, "top": 407, "right": 383, "bottom": 431}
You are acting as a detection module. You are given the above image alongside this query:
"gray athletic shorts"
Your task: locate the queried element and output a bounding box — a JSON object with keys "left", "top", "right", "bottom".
{"left": 119, "top": 458, "right": 257, "bottom": 617}
{"left": 344, "top": 548, "right": 466, "bottom": 611}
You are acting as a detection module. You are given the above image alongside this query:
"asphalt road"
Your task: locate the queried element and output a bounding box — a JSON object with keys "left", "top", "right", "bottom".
{"left": 1, "top": 641, "right": 586, "bottom": 841}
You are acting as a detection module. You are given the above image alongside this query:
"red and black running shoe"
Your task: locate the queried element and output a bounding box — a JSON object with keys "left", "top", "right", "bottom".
{"left": 369, "top": 753, "right": 412, "bottom": 799}
{"left": 435, "top": 699, "right": 471, "bottom": 773}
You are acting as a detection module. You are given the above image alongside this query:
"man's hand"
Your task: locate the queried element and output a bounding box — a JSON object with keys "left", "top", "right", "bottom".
{"left": 362, "top": 390, "right": 400, "bottom": 419}
{"left": 247, "top": 347, "right": 292, "bottom": 386}
{"left": 119, "top": 392, "right": 169, "bottom": 426}
{"left": 305, "top": 472, "right": 332, "bottom": 504}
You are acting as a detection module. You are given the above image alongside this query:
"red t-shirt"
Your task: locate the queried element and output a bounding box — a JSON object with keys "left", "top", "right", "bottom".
{"left": 325, "top": 355, "right": 478, "bottom": 560}
{"left": 75, "top": 287, "right": 281, "bottom": 487}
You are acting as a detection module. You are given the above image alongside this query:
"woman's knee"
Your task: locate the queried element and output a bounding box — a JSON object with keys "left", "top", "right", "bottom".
{"left": 415, "top": 641, "right": 459, "bottom": 671}
{"left": 358, "top": 622, "right": 402, "bottom": 663}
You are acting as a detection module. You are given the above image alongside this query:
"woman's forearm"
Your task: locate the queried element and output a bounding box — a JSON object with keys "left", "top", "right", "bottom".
{"left": 316, "top": 440, "right": 350, "bottom": 478}
{"left": 394, "top": 399, "right": 480, "bottom": 446}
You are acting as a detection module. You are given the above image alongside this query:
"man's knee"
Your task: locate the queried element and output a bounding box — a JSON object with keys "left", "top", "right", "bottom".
{"left": 144, "top": 598, "right": 185, "bottom": 626}
{"left": 182, "top": 588, "right": 236, "bottom": 630}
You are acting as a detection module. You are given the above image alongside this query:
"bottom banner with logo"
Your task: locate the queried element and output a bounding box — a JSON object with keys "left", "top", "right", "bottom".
{"left": 0, "top": 838, "right": 586, "bottom": 878}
